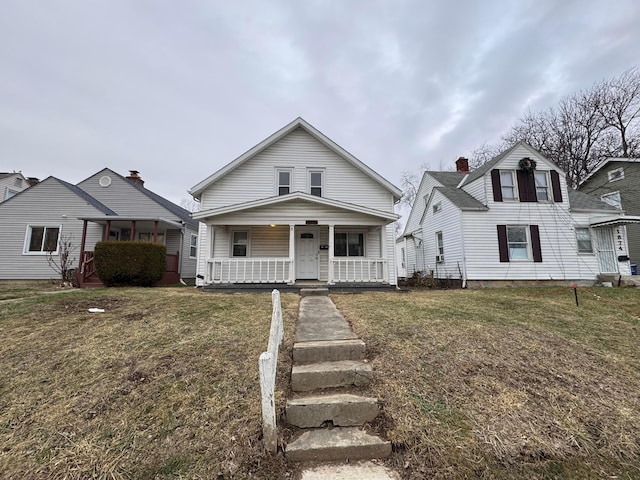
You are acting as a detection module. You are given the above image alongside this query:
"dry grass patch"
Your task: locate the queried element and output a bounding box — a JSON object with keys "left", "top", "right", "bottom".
{"left": 0, "top": 287, "right": 298, "bottom": 479}
{"left": 332, "top": 288, "right": 640, "bottom": 480}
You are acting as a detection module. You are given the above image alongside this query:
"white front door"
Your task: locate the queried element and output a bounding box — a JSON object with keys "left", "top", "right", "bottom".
{"left": 296, "top": 228, "right": 319, "bottom": 279}
{"left": 595, "top": 227, "right": 618, "bottom": 273}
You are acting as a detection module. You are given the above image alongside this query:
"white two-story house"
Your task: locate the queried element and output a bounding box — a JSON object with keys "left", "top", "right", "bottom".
{"left": 189, "top": 117, "right": 402, "bottom": 288}
{"left": 400, "top": 142, "right": 636, "bottom": 286}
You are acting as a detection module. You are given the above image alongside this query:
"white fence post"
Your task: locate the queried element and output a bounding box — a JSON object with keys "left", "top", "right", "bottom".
{"left": 259, "top": 289, "right": 283, "bottom": 452}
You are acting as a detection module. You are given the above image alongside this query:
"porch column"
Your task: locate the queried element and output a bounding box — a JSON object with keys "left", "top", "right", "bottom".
{"left": 104, "top": 220, "right": 111, "bottom": 241}
{"left": 79, "top": 220, "right": 88, "bottom": 277}
{"left": 288, "top": 224, "right": 295, "bottom": 284}
{"left": 328, "top": 224, "right": 335, "bottom": 285}
{"left": 380, "top": 225, "right": 388, "bottom": 283}
{"left": 153, "top": 220, "right": 159, "bottom": 243}
{"left": 130, "top": 221, "right": 136, "bottom": 240}
{"left": 206, "top": 225, "right": 216, "bottom": 284}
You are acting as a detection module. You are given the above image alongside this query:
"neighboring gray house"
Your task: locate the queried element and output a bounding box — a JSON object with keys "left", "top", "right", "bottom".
{"left": 0, "top": 169, "right": 198, "bottom": 285}
{"left": 399, "top": 143, "right": 638, "bottom": 286}
{"left": 578, "top": 158, "right": 640, "bottom": 271}
{"left": 0, "top": 172, "right": 30, "bottom": 202}
{"left": 189, "top": 117, "right": 402, "bottom": 287}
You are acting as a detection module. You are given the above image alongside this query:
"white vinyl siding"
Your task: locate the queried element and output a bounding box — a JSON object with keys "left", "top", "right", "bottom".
{"left": 199, "top": 129, "right": 392, "bottom": 212}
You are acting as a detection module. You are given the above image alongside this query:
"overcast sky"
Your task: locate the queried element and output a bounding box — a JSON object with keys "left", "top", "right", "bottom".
{"left": 2, "top": 1, "right": 639, "bottom": 213}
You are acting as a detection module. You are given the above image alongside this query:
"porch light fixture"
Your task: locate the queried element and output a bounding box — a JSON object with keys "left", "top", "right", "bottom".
{"left": 270, "top": 224, "right": 276, "bottom": 227}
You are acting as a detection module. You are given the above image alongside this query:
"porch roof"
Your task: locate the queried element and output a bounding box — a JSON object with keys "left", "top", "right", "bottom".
{"left": 192, "top": 191, "right": 400, "bottom": 222}
{"left": 589, "top": 215, "right": 640, "bottom": 227}
{"left": 78, "top": 216, "right": 184, "bottom": 230}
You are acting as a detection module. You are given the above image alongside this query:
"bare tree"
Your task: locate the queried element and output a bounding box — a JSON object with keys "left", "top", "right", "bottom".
{"left": 469, "top": 141, "right": 504, "bottom": 169}
{"left": 400, "top": 163, "right": 428, "bottom": 208}
{"left": 180, "top": 197, "right": 201, "bottom": 213}
{"left": 47, "top": 235, "right": 78, "bottom": 285}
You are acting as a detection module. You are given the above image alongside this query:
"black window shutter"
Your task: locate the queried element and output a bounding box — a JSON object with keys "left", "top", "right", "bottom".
{"left": 497, "top": 225, "right": 509, "bottom": 262}
{"left": 516, "top": 170, "right": 536, "bottom": 202}
{"left": 491, "top": 170, "right": 502, "bottom": 202}
{"left": 530, "top": 225, "right": 542, "bottom": 262}
{"left": 550, "top": 170, "right": 563, "bottom": 203}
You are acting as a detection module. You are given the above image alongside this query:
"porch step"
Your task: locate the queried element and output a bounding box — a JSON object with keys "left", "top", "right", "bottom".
{"left": 300, "top": 287, "right": 329, "bottom": 297}
{"left": 286, "top": 393, "right": 380, "bottom": 428}
{"left": 293, "top": 339, "right": 366, "bottom": 364}
{"left": 291, "top": 360, "right": 373, "bottom": 392}
{"left": 286, "top": 427, "right": 391, "bottom": 462}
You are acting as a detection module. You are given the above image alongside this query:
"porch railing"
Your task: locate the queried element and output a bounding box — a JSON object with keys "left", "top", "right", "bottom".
{"left": 80, "top": 251, "right": 96, "bottom": 282}
{"left": 206, "top": 258, "right": 291, "bottom": 284}
{"left": 331, "top": 258, "right": 387, "bottom": 283}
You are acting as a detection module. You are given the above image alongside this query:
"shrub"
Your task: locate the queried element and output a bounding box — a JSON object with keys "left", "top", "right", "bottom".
{"left": 94, "top": 241, "right": 166, "bottom": 287}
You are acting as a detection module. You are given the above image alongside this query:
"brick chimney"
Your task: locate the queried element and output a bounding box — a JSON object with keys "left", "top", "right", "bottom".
{"left": 455, "top": 157, "right": 469, "bottom": 172}
{"left": 126, "top": 170, "right": 145, "bottom": 186}
{"left": 26, "top": 177, "right": 40, "bottom": 187}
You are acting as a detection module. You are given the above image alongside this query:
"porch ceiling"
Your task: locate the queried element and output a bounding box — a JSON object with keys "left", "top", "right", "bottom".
{"left": 78, "top": 216, "right": 184, "bottom": 230}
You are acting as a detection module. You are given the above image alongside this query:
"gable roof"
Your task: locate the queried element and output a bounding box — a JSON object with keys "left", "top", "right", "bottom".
{"left": 57, "top": 178, "right": 118, "bottom": 215}
{"left": 434, "top": 187, "right": 489, "bottom": 211}
{"left": 189, "top": 117, "right": 403, "bottom": 200}
{"left": 193, "top": 191, "right": 399, "bottom": 222}
{"left": 579, "top": 157, "right": 640, "bottom": 185}
{"left": 568, "top": 189, "right": 621, "bottom": 213}
{"left": 80, "top": 168, "right": 197, "bottom": 228}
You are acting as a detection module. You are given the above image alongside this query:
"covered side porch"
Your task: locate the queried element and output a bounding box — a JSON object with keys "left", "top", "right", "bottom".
{"left": 76, "top": 216, "right": 185, "bottom": 287}
{"left": 193, "top": 193, "right": 399, "bottom": 286}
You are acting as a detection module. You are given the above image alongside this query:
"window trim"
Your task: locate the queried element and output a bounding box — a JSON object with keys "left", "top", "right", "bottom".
{"left": 607, "top": 167, "right": 625, "bottom": 182}
{"left": 506, "top": 225, "right": 530, "bottom": 261}
{"left": 500, "top": 170, "right": 517, "bottom": 201}
{"left": 308, "top": 168, "right": 325, "bottom": 197}
{"left": 334, "top": 231, "right": 365, "bottom": 257}
{"left": 275, "top": 168, "right": 293, "bottom": 196}
{"left": 601, "top": 191, "right": 622, "bottom": 210}
{"left": 231, "top": 230, "right": 250, "bottom": 257}
{"left": 23, "top": 225, "right": 62, "bottom": 255}
{"left": 189, "top": 233, "right": 198, "bottom": 259}
{"left": 575, "top": 227, "right": 594, "bottom": 254}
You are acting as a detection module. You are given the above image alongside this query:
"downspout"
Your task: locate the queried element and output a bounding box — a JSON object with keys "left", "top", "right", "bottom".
{"left": 458, "top": 212, "right": 468, "bottom": 288}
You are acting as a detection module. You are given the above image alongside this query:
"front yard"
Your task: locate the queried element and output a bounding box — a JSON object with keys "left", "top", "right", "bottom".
{"left": 0, "top": 283, "right": 638, "bottom": 479}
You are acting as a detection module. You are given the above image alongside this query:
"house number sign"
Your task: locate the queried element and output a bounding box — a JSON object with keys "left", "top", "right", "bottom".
{"left": 615, "top": 226, "right": 626, "bottom": 253}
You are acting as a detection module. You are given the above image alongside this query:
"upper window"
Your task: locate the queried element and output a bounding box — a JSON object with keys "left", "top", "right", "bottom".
{"left": 500, "top": 171, "right": 516, "bottom": 200}
{"left": 309, "top": 170, "right": 323, "bottom": 197}
{"left": 607, "top": 167, "right": 625, "bottom": 182}
{"left": 507, "top": 226, "right": 529, "bottom": 260}
{"left": 534, "top": 172, "right": 549, "bottom": 201}
{"left": 25, "top": 226, "right": 60, "bottom": 254}
{"left": 433, "top": 203, "right": 442, "bottom": 214}
{"left": 601, "top": 191, "right": 622, "bottom": 210}
{"left": 232, "top": 231, "right": 249, "bottom": 257}
{"left": 575, "top": 227, "right": 593, "bottom": 253}
{"left": 334, "top": 232, "right": 364, "bottom": 257}
{"left": 436, "top": 231, "right": 444, "bottom": 262}
{"left": 276, "top": 169, "right": 292, "bottom": 196}
{"left": 5, "top": 188, "right": 18, "bottom": 200}
{"left": 190, "top": 234, "right": 198, "bottom": 258}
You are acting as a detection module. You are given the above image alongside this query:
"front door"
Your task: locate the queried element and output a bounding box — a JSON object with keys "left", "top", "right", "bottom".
{"left": 595, "top": 227, "right": 618, "bottom": 273}
{"left": 296, "top": 228, "right": 319, "bottom": 279}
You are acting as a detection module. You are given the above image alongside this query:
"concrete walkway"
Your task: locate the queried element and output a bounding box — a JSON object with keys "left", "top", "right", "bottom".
{"left": 290, "top": 293, "right": 399, "bottom": 480}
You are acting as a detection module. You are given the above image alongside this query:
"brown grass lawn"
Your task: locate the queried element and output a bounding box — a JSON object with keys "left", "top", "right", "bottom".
{"left": 333, "top": 287, "right": 640, "bottom": 480}
{"left": 1, "top": 284, "right": 639, "bottom": 479}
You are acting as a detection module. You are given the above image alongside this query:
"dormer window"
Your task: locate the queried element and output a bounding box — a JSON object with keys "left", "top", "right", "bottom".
{"left": 276, "top": 169, "right": 292, "bottom": 196}
{"left": 309, "top": 170, "right": 323, "bottom": 197}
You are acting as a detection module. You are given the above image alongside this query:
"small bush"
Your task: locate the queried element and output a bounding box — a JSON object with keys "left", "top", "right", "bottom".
{"left": 95, "top": 241, "right": 166, "bottom": 287}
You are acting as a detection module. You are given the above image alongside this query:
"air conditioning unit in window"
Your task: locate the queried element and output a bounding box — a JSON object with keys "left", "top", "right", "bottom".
{"left": 436, "top": 255, "right": 445, "bottom": 263}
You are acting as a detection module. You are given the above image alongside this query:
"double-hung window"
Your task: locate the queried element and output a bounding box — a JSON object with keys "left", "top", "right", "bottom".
{"left": 534, "top": 172, "right": 549, "bottom": 201}
{"left": 232, "top": 231, "right": 249, "bottom": 257}
{"left": 189, "top": 234, "right": 198, "bottom": 258}
{"left": 276, "top": 169, "right": 292, "bottom": 196}
{"left": 500, "top": 171, "right": 516, "bottom": 200}
{"left": 25, "top": 226, "right": 60, "bottom": 254}
{"left": 507, "top": 226, "right": 529, "bottom": 260}
{"left": 575, "top": 227, "right": 593, "bottom": 253}
{"left": 309, "top": 170, "right": 323, "bottom": 197}
{"left": 436, "top": 231, "right": 444, "bottom": 262}
{"left": 334, "top": 232, "right": 364, "bottom": 257}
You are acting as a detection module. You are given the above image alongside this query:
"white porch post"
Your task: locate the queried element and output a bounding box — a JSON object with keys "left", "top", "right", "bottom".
{"left": 207, "top": 225, "right": 215, "bottom": 284}
{"left": 328, "top": 224, "right": 335, "bottom": 285}
{"left": 380, "top": 225, "right": 388, "bottom": 283}
{"left": 288, "top": 224, "right": 295, "bottom": 284}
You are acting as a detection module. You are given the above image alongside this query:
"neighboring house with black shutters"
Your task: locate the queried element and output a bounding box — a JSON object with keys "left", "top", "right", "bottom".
{"left": 578, "top": 158, "right": 640, "bottom": 273}
{"left": 399, "top": 142, "right": 638, "bottom": 286}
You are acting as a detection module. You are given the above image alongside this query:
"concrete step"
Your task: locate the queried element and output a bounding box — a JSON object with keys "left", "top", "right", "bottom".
{"left": 291, "top": 360, "right": 373, "bottom": 392}
{"left": 300, "top": 287, "right": 329, "bottom": 297}
{"left": 293, "top": 339, "right": 366, "bottom": 364}
{"left": 287, "top": 393, "right": 380, "bottom": 428}
{"left": 286, "top": 427, "right": 392, "bottom": 462}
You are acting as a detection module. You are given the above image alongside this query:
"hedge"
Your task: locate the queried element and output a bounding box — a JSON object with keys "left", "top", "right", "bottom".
{"left": 94, "top": 241, "right": 166, "bottom": 287}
